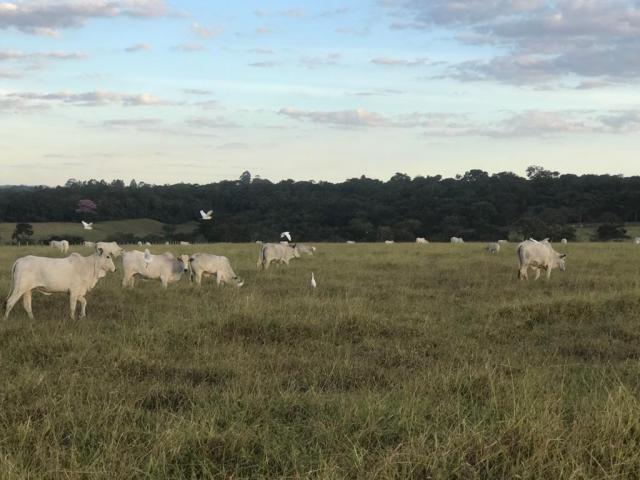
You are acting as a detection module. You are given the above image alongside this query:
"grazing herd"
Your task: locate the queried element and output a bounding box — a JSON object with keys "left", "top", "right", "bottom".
{"left": 4, "top": 233, "right": 639, "bottom": 320}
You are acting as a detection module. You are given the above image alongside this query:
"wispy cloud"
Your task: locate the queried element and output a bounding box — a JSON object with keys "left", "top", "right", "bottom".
{"left": 124, "top": 43, "right": 151, "bottom": 53}
{"left": 248, "top": 60, "right": 279, "bottom": 68}
{"left": 172, "top": 43, "right": 205, "bottom": 52}
{"left": 186, "top": 116, "right": 239, "bottom": 129}
{"left": 191, "top": 22, "right": 222, "bottom": 38}
{"left": 300, "top": 53, "right": 341, "bottom": 69}
{"left": 371, "top": 56, "right": 430, "bottom": 67}
{"left": 0, "top": 0, "right": 167, "bottom": 36}
{"left": 5, "top": 90, "right": 163, "bottom": 108}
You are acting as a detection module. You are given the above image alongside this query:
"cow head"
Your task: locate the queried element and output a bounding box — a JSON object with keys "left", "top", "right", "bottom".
{"left": 555, "top": 253, "right": 567, "bottom": 271}
{"left": 178, "top": 254, "right": 190, "bottom": 272}
{"left": 97, "top": 248, "right": 117, "bottom": 273}
{"left": 289, "top": 243, "right": 301, "bottom": 258}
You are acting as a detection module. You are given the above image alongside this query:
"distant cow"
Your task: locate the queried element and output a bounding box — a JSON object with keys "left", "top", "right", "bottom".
{"left": 95, "top": 241, "right": 123, "bottom": 258}
{"left": 450, "top": 237, "right": 464, "bottom": 244}
{"left": 122, "top": 251, "right": 190, "bottom": 288}
{"left": 416, "top": 237, "right": 429, "bottom": 244}
{"left": 486, "top": 242, "right": 500, "bottom": 254}
{"left": 257, "top": 243, "right": 300, "bottom": 270}
{"left": 189, "top": 254, "right": 243, "bottom": 287}
{"left": 296, "top": 244, "right": 316, "bottom": 255}
{"left": 83, "top": 241, "right": 95, "bottom": 247}
{"left": 49, "top": 240, "right": 69, "bottom": 253}
{"left": 498, "top": 239, "right": 508, "bottom": 244}
{"left": 346, "top": 241, "right": 356, "bottom": 244}
{"left": 385, "top": 240, "right": 395, "bottom": 244}
{"left": 517, "top": 238, "right": 566, "bottom": 280}
{"left": 561, "top": 238, "right": 568, "bottom": 244}
{"left": 635, "top": 237, "right": 640, "bottom": 245}
{"left": 180, "top": 241, "right": 190, "bottom": 246}
{"left": 5, "top": 249, "right": 116, "bottom": 320}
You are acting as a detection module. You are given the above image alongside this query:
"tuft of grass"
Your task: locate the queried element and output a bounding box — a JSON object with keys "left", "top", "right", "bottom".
{"left": 1, "top": 242, "right": 640, "bottom": 478}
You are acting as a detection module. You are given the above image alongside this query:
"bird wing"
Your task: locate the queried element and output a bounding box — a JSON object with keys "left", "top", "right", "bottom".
{"left": 82, "top": 221, "right": 88, "bottom": 227}
{"left": 206, "top": 210, "right": 213, "bottom": 216}
{"left": 199, "top": 210, "right": 207, "bottom": 218}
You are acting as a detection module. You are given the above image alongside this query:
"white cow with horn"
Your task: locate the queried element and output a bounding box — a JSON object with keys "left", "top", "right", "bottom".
{"left": 122, "top": 250, "right": 190, "bottom": 288}
{"left": 517, "top": 238, "right": 567, "bottom": 280}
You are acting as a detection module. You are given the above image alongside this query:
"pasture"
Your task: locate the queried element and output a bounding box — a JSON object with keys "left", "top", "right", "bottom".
{"left": 1, "top": 242, "right": 640, "bottom": 478}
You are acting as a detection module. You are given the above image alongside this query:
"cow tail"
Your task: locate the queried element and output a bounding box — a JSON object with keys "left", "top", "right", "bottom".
{"left": 4, "top": 260, "right": 18, "bottom": 309}
{"left": 188, "top": 256, "right": 195, "bottom": 282}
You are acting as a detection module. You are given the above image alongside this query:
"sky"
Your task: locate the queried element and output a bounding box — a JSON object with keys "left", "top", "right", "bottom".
{"left": 1, "top": 0, "right": 639, "bottom": 185}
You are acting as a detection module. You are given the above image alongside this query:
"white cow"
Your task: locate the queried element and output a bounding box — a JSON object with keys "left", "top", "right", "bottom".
{"left": 4, "top": 250, "right": 116, "bottom": 320}
{"left": 122, "top": 251, "right": 190, "bottom": 288}
{"left": 498, "top": 239, "right": 508, "bottom": 244}
{"left": 561, "top": 238, "right": 568, "bottom": 244}
{"left": 180, "top": 241, "right": 190, "bottom": 246}
{"left": 450, "top": 237, "right": 464, "bottom": 244}
{"left": 346, "top": 241, "right": 356, "bottom": 244}
{"left": 635, "top": 237, "right": 640, "bottom": 245}
{"left": 486, "top": 242, "right": 500, "bottom": 254}
{"left": 257, "top": 243, "right": 300, "bottom": 270}
{"left": 49, "top": 240, "right": 69, "bottom": 253}
{"left": 416, "top": 237, "right": 429, "bottom": 244}
{"left": 296, "top": 244, "right": 316, "bottom": 255}
{"left": 95, "top": 241, "right": 123, "bottom": 258}
{"left": 189, "top": 254, "right": 243, "bottom": 287}
{"left": 517, "top": 238, "right": 567, "bottom": 280}
{"left": 83, "top": 241, "right": 95, "bottom": 248}
{"left": 385, "top": 240, "right": 395, "bottom": 244}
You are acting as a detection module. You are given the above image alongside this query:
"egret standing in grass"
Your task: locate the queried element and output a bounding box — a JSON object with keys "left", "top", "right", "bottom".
{"left": 311, "top": 272, "right": 316, "bottom": 288}
{"left": 281, "top": 231, "right": 292, "bottom": 242}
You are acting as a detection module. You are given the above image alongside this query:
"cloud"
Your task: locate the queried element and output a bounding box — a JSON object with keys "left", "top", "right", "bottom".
{"left": 102, "top": 118, "right": 162, "bottom": 128}
{"left": 249, "top": 47, "right": 274, "bottom": 54}
{"left": 598, "top": 111, "right": 640, "bottom": 133}
{"left": 191, "top": 22, "right": 222, "bottom": 38}
{"left": 217, "top": 142, "right": 249, "bottom": 150}
{"left": 5, "top": 90, "right": 163, "bottom": 108}
{"left": 172, "top": 43, "right": 205, "bottom": 52}
{"left": 0, "top": 0, "right": 167, "bottom": 36}
{"left": 186, "top": 116, "right": 239, "bottom": 129}
{"left": 300, "top": 53, "right": 341, "bottom": 68}
{"left": 385, "top": 0, "right": 640, "bottom": 84}
{"left": 184, "top": 88, "right": 213, "bottom": 96}
{"left": 248, "top": 60, "right": 279, "bottom": 68}
{"left": 0, "top": 49, "right": 88, "bottom": 61}
{"left": 279, "top": 107, "right": 392, "bottom": 127}
{"left": 255, "top": 26, "right": 271, "bottom": 34}
{"left": 124, "top": 43, "right": 151, "bottom": 53}
{"left": 371, "top": 56, "right": 430, "bottom": 67}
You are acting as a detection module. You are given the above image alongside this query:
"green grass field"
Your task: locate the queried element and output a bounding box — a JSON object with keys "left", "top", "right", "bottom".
{"left": 1, "top": 242, "right": 640, "bottom": 478}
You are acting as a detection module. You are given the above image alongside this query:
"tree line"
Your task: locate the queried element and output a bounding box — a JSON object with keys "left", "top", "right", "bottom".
{"left": 1, "top": 167, "right": 639, "bottom": 243}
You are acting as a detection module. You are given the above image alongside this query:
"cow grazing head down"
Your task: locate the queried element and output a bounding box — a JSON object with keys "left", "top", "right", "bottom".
{"left": 555, "top": 253, "right": 567, "bottom": 271}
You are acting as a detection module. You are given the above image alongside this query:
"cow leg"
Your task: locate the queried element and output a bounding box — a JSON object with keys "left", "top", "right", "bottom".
{"left": 5, "top": 288, "right": 24, "bottom": 320}
{"left": 546, "top": 268, "right": 552, "bottom": 280}
{"left": 216, "top": 273, "right": 223, "bottom": 287}
{"left": 534, "top": 268, "right": 541, "bottom": 281}
{"left": 69, "top": 293, "right": 78, "bottom": 320}
{"left": 518, "top": 266, "right": 528, "bottom": 280}
{"left": 22, "top": 290, "right": 34, "bottom": 320}
{"left": 196, "top": 271, "right": 203, "bottom": 286}
{"left": 78, "top": 296, "right": 87, "bottom": 317}
{"left": 264, "top": 259, "right": 271, "bottom": 270}
{"left": 161, "top": 276, "right": 169, "bottom": 289}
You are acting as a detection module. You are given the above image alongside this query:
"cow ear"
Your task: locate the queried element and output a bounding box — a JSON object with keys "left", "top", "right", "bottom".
{"left": 560, "top": 253, "right": 567, "bottom": 258}
{"left": 97, "top": 247, "right": 104, "bottom": 255}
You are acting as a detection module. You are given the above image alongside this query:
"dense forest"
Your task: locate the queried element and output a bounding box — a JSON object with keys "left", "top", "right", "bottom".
{"left": 1, "top": 167, "right": 639, "bottom": 243}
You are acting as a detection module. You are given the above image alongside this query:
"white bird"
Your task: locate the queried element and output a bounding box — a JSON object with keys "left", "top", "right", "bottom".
{"left": 281, "top": 231, "right": 291, "bottom": 242}
{"left": 81, "top": 221, "right": 93, "bottom": 230}
{"left": 143, "top": 249, "right": 153, "bottom": 268}
{"left": 310, "top": 272, "right": 316, "bottom": 288}
{"left": 200, "top": 210, "right": 213, "bottom": 220}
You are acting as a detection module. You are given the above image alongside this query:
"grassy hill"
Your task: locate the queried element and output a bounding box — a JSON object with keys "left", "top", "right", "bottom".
{"left": 0, "top": 219, "right": 197, "bottom": 243}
